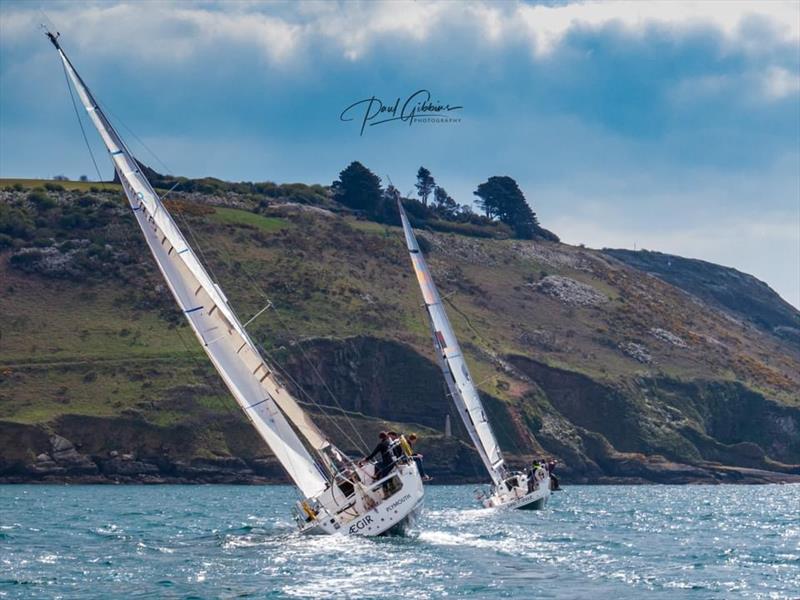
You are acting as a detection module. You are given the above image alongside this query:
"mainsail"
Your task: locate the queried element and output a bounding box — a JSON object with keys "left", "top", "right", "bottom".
{"left": 47, "top": 33, "right": 331, "bottom": 498}
{"left": 397, "top": 200, "right": 506, "bottom": 485}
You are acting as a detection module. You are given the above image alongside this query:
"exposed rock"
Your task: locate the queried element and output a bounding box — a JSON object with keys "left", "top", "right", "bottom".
{"left": 47, "top": 434, "right": 98, "bottom": 474}
{"left": 50, "top": 434, "right": 75, "bottom": 455}
{"left": 418, "top": 231, "right": 498, "bottom": 266}
{"left": 511, "top": 241, "right": 600, "bottom": 272}
{"left": 10, "top": 239, "right": 126, "bottom": 280}
{"left": 620, "top": 342, "right": 652, "bottom": 364}
{"left": 604, "top": 248, "right": 800, "bottom": 346}
{"left": 773, "top": 325, "right": 800, "bottom": 343}
{"left": 650, "top": 327, "right": 688, "bottom": 348}
{"left": 531, "top": 275, "right": 608, "bottom": 307}
{"left": 101, "top": 458, "right": 159, "bottom": 476}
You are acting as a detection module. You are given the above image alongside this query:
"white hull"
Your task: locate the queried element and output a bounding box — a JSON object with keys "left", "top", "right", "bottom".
{"left": 479, "top": 470, "right": 552, "bottom": 511}
{"left": 297, "top": 460, "right": 425, "bottom": 536}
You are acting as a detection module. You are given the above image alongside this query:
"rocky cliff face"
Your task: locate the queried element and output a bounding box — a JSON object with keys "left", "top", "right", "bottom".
{"left": 1, "top": 185, "right": 798, "bottom": 484}
{"left": 604, "top": 249, "right": 800, "bottom": 346}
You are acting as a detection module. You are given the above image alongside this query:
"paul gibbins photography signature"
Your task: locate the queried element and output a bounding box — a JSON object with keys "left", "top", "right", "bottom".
{"left": 340, "top": 89, "right": 463, "bottom": 136}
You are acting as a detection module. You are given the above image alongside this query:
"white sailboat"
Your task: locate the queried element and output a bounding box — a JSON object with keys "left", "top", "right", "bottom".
{"left": 397, "top": 200, "right": 551, "bottom": 510}
{"left": 45, "top": 30, "right": 424, "bottom": 536}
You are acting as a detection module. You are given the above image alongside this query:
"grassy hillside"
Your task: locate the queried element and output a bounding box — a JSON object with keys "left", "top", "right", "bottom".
{"left": 604, "top": 248, "right": 800, "bottom": 344}
{"left": 1, "top": 179, "right": 798, "bottom": 484}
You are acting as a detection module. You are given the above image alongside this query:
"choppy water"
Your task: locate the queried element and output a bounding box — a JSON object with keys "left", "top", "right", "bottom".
{"left": 0, "top": 485, "right": 797, "bottom": 599}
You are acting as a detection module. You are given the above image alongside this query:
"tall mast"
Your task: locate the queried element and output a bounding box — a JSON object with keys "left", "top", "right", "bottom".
{"left": 397, "top": 200, "right": 506, "bottom": 485}
{"left": 46, "top": 31, "right": 333, "bottom": 498}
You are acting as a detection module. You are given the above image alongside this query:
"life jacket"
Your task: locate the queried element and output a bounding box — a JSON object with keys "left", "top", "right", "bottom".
{"left": 400, "top": 435, "right": 413, "bottom": 457}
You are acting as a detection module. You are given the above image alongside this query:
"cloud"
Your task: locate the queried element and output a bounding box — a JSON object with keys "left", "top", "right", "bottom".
{"left": 4, "top": 1, "right": 798, "bottom": 65}
{"left": 1, "top": 0, "right": 797, "bottom": 307}
{"left": 763, "top": 66, "right": 800, "bottom": 100}
{"left": 515, "top": 1, "right": 799, "bottom": 57}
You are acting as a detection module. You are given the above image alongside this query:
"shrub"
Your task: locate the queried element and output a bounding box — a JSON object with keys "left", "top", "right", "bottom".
{"left": 0, "top": 205, "right": 33, "bottom": 239}
{"left": 77, "top": 195, "right": 97, "bottom": 207}
{"left": 44, "top": 182, "right": 65, "bottom": 191}
{"left": 27, "top": 191, "right": 57, "bottom": 210}
{"left": 425, "top": 218, "right": 512, "bottom": 239}
{"left": 59, "top": 211, "right": 88, "bottom": 229}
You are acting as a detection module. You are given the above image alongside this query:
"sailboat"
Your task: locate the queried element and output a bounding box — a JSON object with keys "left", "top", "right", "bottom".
{"left": 45, "top": 30, "right": 424, "bottom": 536}
{"left": 397, "top": 200, "right": 551, "bottom": 510}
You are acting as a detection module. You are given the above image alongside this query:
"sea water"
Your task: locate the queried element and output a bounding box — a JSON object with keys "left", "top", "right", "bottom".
{"left": 1, "top": 484, "right": 797, "bottom": 599}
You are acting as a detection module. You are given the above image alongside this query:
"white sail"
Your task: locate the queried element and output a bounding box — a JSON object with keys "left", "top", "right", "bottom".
{"left": 50, "top": 35, "right": 329, "bottom": 498}
{"left": 397, "top": 201, "right": 506, "bottom": 485}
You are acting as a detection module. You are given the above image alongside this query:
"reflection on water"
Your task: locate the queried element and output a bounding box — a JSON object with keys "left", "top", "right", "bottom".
{"left": 0, "top": 484, "right": 798, "bottom": 598}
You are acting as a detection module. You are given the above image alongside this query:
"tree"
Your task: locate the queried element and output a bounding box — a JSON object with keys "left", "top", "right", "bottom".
{"left": 473, "top": 176, "right": 541, "bottom": 239}
{"left": 79, "top": 175, "right": 89, "bottom": 182}
{"left": 415, "top": 166, "right": 435, "bottom": 206}
{"left": 377, "top": 184, "right": 403, "bottom": 224}
{"left": 384, "top": 184, "right": 401, "bottom": 204}
{"left": 432, "top": 186, "right": 458, "bottom": 219}
{"left": 331, "top": 161, "right": 382, "bottom": 213}
{"left": 508, "top": 197, "right": 540, "bottom": 239}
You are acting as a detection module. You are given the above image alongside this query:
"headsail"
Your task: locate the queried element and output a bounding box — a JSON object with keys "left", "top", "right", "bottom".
{"left": 47, "top": 32, "right": 331, "bottom": 498}
{"left": 397, "top": 200, "right": 506, "bottom": 485}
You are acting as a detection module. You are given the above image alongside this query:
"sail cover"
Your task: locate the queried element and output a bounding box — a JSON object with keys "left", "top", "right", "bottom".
{"left": 51, "top": 36, "right": 329, "bottom": 498}
{"left": 397, "top": 200, "right": 505, "bottom": 485}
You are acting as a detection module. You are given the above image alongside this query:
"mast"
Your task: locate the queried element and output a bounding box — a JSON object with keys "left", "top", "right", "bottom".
{"left": 46, "top": 31, "right": 333, "bottom": 498}
{"left": 397, "top": 200, "right": 506, "bottom": 485}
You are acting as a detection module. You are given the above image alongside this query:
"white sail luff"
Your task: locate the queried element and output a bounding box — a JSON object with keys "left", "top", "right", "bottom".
{"left": 397, "top": 201, "right": 505, "bottom": 485}
{"left": 55, "top": 46, "right": 329, "bottom": 498}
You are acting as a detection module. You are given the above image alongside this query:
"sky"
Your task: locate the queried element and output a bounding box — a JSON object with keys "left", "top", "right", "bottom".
{"left": 1, "top": 0, "right": 799, "bottom": 308}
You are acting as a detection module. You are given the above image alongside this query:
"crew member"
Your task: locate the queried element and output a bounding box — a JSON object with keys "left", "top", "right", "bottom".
{"left": 547, "top": 458, "right": 560, "bottom": 491}
{"left": 362, "top": 431, "right": 394, "bottom": 479}
{"left": 387, "top": 431, "right": 404, "bottom": 460}
{"left": 406, "top": 433, "right": 432, "bottom": 482}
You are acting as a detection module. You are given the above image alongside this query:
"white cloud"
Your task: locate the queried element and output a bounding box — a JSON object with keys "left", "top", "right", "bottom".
{"left": 763, "top": 65, "right": 800, "bottom": 100}
{"left": 515, "top": 1, "right": 800, "bottom": 57}
{"left": 4, "top": 1, "right": 798, "bottom": 65}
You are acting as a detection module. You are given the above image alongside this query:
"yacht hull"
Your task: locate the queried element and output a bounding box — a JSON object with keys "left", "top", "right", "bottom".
{"left": 298, "top": 461, "right": 424, "bottom": 537}
{"left": 481, "top": 472, "right": 552, "bottom": 511}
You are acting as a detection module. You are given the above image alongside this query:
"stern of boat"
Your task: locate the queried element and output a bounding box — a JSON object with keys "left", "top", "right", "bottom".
{"left": 297, "top": 459, "right": 424, "bottom": 537}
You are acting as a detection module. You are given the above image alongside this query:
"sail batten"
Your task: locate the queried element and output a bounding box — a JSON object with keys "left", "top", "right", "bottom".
{"left": 52, "top": 38, "right": 331, "bottom": 498}
{"left": 398, "top": 201, "right": 506, "bottom": 485}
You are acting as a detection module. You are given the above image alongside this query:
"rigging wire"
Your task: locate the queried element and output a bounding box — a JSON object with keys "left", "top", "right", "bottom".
{"left": 262, "top": 302, "right": 370, "bottom": 453}
{"left": 51, "top": 34, "right": 315, "bottom": 500}
{"left": 96, "top": 97, "right": 174, "bottom": 176}
{"left": 80, "top": 66, "right": 370, "bottom": 456}
{"left": 60, "top": 59, "right": 103, "bottom": 183}
{"left": 162, "top": 198, "right": 370, "bottom": 454}
{"left": 95, "top": 104, "right": 370, "bottom": 455}
{"left": 55, "top": 39, "right": 229, "bottom": 425}
{"left": 255, "top": 340, "right": 369, "bottom": 454}
{"left": 442, "top": 295, "right": 527, "bottom": 457}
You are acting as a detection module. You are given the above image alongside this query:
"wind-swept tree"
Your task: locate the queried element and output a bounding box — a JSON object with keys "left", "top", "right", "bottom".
{"left": 332, "top": 161, "right": 382, "bottom": 212}
{"left": 415, "top": 166, "right": 435, "bottom": 207}
{"left": 473, "top": 176, "right": 542, "bottom": 239}
{"left": 433, "top": 186, "right": 458, "bottom": 219}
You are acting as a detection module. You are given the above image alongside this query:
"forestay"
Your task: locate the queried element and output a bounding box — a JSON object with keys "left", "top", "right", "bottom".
{"left": 50, "top": 34, "right": 329, "bottom": 499}
{"left": 397, "top": 200, "right": 506, "bottom": 485}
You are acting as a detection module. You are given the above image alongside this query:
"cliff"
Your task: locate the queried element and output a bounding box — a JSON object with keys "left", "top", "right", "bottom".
{"left": 1, "top": 181, "right": 798, "bottom": 485}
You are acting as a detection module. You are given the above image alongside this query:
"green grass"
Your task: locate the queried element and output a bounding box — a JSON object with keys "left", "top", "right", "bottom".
{"left": 1, "top": 178, "right": 122, "bottom": 192}
{"left": 209, "top": 207, "right": 290, "bottom": 233}
{"left": 1, "top": 185, "right": 798, "bottom": 473}
{"left": 345, "top": 218, "right": 396, "bottom": 234}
